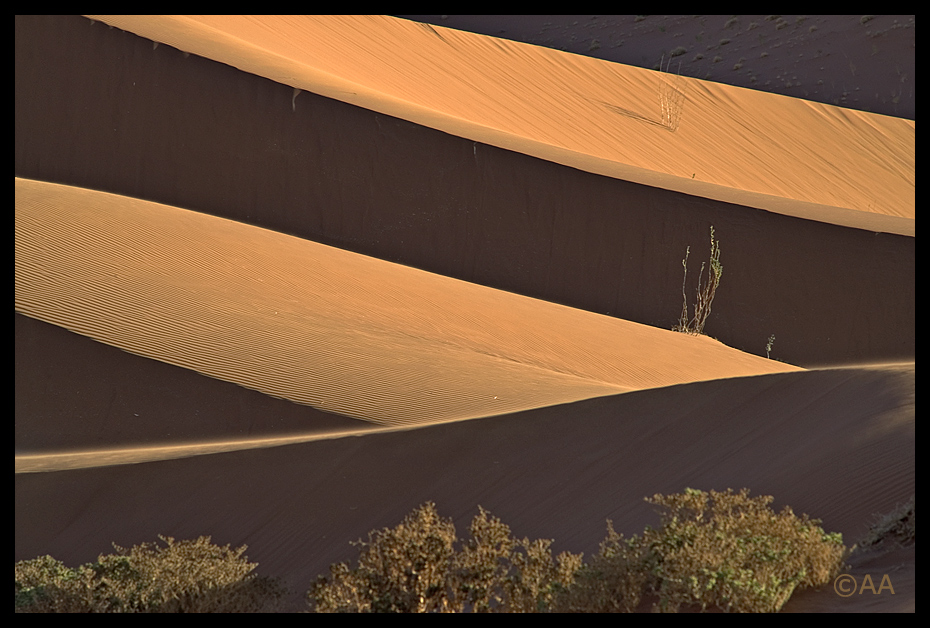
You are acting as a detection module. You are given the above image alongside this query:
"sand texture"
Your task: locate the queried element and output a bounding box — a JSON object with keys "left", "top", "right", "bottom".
{"left": 85, "top": 15, "right": 914, "bottom": 235}
{"left": 15, "top": 15, "right": 913, "bottom": 613}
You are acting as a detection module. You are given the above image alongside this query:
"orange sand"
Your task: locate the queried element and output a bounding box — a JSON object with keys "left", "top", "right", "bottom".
{"left": 16, "top": 15, "right": 913, "bottom": 613}
{"left": 87, "top": 15, "right": 914, "bottom": 235}
{"left": 16, "top": 177, "right": 802, "bottom": 429}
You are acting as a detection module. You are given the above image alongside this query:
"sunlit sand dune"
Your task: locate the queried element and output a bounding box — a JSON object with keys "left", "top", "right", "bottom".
{"left": 86, "top": 15, "right": 914, "bottom": 235}
{"left": 16, "top": 177, "right": 801, "bottom": 430}
{"left": 15, "top": 15, "right": 912, "bottom": 614}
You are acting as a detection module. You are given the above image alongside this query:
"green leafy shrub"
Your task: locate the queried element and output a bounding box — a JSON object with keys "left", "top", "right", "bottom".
{"left": 561, "top": 488, "right": 848, "bottom": 612}
{"left": 14, "top": 535, "right": 286, "bottom": 613}
{"left": 307, "top": 502, "right": 582, "bottom": 612}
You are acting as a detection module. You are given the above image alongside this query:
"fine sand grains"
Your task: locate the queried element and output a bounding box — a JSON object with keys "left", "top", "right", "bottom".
{"left": 16, "top": 177, "right": 801, "bottom": 428}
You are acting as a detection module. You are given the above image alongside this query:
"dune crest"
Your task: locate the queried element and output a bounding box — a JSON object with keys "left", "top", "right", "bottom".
{"left": 85, "top": 15, "right": 914, "bottom": 235}
{"left": 16, "top": 177, "right": 801, "bottom": 428}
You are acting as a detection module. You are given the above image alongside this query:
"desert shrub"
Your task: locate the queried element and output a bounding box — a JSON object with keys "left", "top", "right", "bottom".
{"left": 858, "top": 495, "right": 915, "bottom": 550}
{"left": 673, "top": 226, "right": 723, "bottom": 335}
{"left": 307, "top": 502, "right": 582, "bottom": 613}
{"left": 553, "top": 520, "right": 650, "bottom": 612}
{"left": 560, "top": 488, "right": 848, "bottom": 612}
{"left": 14, "top": 555, "right": 98, "bottom": 612}
{"left": 15, "top": 535, "right": 286, "bottom": 613}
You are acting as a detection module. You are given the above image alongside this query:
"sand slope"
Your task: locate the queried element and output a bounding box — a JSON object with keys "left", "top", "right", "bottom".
{"left": 15, "top": 362, "right": 914, "bottom": 612}
{"left": 16, "top": 177, "right": 801, "bottom": 429}
{"left": 14, "top": 15, "right": 913, "bottom": 614}
{"left": 85, "top": 15, "right": 914, "bottom": 235}
{"left": 16, "top": 16, "right": 914, "bottom": 368}
{"left": 402, "top": 15, "right": 915, "bottom": 121}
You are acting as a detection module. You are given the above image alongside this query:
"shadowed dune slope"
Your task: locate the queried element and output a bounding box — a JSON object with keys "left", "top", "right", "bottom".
{"left": 15, "top": 16, "right": 914, "bottom": 367}
{"left": 15, "top": 363, "right": 914, "bottom": 612}
{"left": 15, "top": 313, "right": 368, "bottom": 454}
{"left": 86, "top": 15, "right": 914, "bottom": 233}
{"left": 16, "top": 177, "right": 801, "bottom": 431}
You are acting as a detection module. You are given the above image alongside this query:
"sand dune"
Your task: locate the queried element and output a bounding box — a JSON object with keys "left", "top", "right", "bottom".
{"left": 85, "top": 15, "right": 914, "bottom": 235}
{"left": 15, "top": 15, "right": 912, "bottom": 614}
{"left": 402, "top": 15, "right": 915, "bottom": 121}
{"left": 16, "top": 177, "right": 802, "bottom": 430}
{"left": 16, "top": 16, "right": 914, "bottom": 368}
{"left": 15, "top": 362, "right": 914, "bottom": 611}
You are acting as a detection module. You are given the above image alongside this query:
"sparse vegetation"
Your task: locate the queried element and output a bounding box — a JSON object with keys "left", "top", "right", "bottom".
{"left": 858, "top": 496, "right": 915, "bottom": 550}
{"left": 658, "top": 55, "right": 686, "bottom": 132}
{"left": 673, "top": 226, "right": 723, "bottom": 336}
{"left": 19, "top": 488, "right": 908, "bottom": 612}
{"left": 15, "top": 535, "right": 286, "bottom": 613}
{"left": 307, "top": 502, "right": 581, "bottom": 612}
{"left": 309, "top": 489, "right": 848, "bottom": 613}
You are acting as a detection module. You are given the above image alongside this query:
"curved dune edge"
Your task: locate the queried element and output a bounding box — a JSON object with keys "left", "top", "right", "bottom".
{"left": 16, "top": 177, "right": 802, "bottom": 428}
{"left": 14, "top": 361, "right": 913, "bottom": 475}
{"left": 14, "top": 427, "right": 387, "bottom": 474}
{"left": 85, "top": 15, "right": 914, "bottom": 236}
{"left": 15, "top": 363, "right": 914, "bottom": 612}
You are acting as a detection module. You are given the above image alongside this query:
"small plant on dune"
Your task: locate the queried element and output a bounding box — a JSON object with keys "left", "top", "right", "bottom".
{"left": 857, "top": 495, "right": 915, "bottom": 551}
{"left": 658, "top": 54, "right": 686, "bottom": 132}
{"left": 673, "top": 226, "right": 723, "bottom": 335}
{"left": 307, "top": 502, "right": 582, "bottom": 613}
{"left": 14, "top": 535, "right": 286, "bottom": 613}
{"left": 766, "top": 334, "right": 776, "bottom": 358}
{"left": 562, "top": 488, "right": 848, "bottom": 613}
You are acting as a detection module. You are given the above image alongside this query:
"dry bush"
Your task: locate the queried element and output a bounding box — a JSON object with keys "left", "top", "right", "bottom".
{"left": 17, "top": 491, "right": 853, "bottom": 612}
{"left": 858, "top": 495, "right": 915, "bottom": 550}
{"left": 14, "top": 535, "right": 286, "bottom": 613}
{"left": 673, "top": 226, "right": 723, "bottom": 335}
{"left": 658, "top": 55, "right": 686, "bottom": 132}
{"left": 561, "top": 488, "right": 848, "bottom": 613}
{"left": 307, "top": 502, "right": 582, "bottom": 613}
{"left": 553, "top": 520, "right": 650, "bottom": 612}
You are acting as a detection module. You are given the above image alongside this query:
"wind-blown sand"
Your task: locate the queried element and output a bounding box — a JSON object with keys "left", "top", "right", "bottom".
{"left": 15, "top": 15, "right": 913, "bottom": 613}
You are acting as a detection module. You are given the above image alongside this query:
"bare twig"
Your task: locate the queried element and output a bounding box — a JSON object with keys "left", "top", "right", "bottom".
{"left": 673, "top": 226, "right": 723, "bottom": 335}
